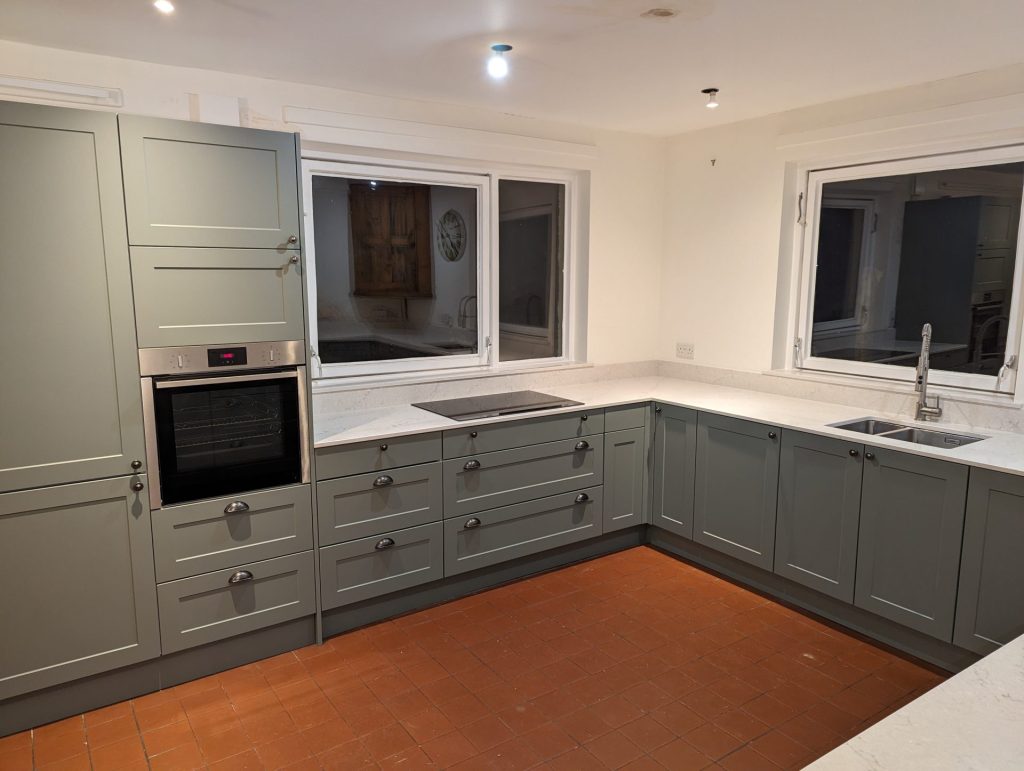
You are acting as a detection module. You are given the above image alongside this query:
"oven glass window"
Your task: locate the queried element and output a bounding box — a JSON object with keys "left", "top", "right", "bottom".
{"left": 153, "top": 376, "right": 302, "bottom": 505}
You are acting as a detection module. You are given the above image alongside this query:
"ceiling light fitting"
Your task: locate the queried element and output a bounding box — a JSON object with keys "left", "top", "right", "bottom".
{"left": 701, "top": 87, "right": 719, "bottom": 109}
{"left": 642, "top": 8, "right": 678, "bottom": 18}
{"left": 153, "top": 0, "right": 175, "bottom": 14}
{"left": 487, "top": 44, "right": 512, "bottom": 79}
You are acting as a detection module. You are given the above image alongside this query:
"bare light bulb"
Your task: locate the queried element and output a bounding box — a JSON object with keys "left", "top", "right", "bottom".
{"left": 702, "top": 87, "right": 720, "bottom": 109}
{"left": 488, "top": 44, "right": 512, "bottom": 79}
{"left": 153, "top": 0, "right": 175, "bottom": 13}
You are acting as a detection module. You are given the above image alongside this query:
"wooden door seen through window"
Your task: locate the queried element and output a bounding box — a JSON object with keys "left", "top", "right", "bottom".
{"left": 349, "top": 182, "right": 433, "bottom": 297}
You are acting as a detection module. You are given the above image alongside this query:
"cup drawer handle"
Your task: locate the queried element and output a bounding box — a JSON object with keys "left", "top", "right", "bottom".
{"left": 373, "top": 475, "right": 395, "bottom": 488}
{"left": 224, "top": 501, "right": 250, "bottom": 514}
{"left": 228, "top": 570, "right": 254, "bottom": 585}
{"left": 464, "top": 517, "right": 482, "bottom": 529}
{"left": 463, "top": 460, "right": 481, "bottom": 471}
{"left": 375, "top": 537, "right": 396, "bottom": 550}
{"left": 574, "top": 440, "right": 590, "bottom": 451}
{"left": 575, "top": 493, "right": 590, "bottom": 504}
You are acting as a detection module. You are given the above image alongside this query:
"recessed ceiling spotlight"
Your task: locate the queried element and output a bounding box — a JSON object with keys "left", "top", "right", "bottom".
{"left": 701, "top": 87, "right": 720, "bottom": 109}
{"left": 153, "top": 0, "right": 175, "bottom": 14}
{"left": 642, "top": 8, "right": 678, "bottom": 18}
{"left": 487, "top": 44, "right": 512, "bottom": 80}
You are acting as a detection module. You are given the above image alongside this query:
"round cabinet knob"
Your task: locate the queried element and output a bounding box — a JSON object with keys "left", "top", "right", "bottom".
{"left": 655, "top": 406, "right": 662, "bottom": 414}
{"left": 470, "top": 431, "right": 478, "bottom": 438}
{"left": 228, "top": 570, "right": 254, "bottom": 585}
{"left": 464, "top": 517, "right": 482, "bottom": 529}
{"left": 379, "top": 443, "right": 389, "bottom": 452}
{"left": 287, "top": 235, "right": 298, "bottom": 244}
{"left": 768, "top": 431, "right": 778, "bottom": 440}
{"left": 575, "top": 493, "right": 590, "bottom": 504}
{"left": 864, "top": 452, "right": 876, "bottom": 460}
{"left": 131, "top": 481, "right": 144, "bottom": 492}
{"left": 130, "top": 459, "right": 142, "bottom": 470}
{"left": 580, "top": 413, "right": 589, "bottom": 421}
{"left": 375, "top": 537, "right": 396, "bottom": 551}
{"left": 849, "top": 449, "right": 860, "bottom": 457}
{"left": 464, "top": 459, "right": 481, "bottom": 471}
{"left": 289, "top": 254, "right": 300, "bottom": 264}
{"left": 224, "top": 501, "right": 250, "bottom": 514}
{"left": 373, "top": 474, "right": 394, "bottom": 488}
{"left": 574, "top": 440, "right": 590, "bottom": 451}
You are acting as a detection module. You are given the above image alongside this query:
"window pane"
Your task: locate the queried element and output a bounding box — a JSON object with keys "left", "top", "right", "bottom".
{"left": 810, "top": 163, "right": 1022, "bottom": 376}
{"left": 311, "top": 175, "right": 478, "bottom": 364}
{"left": 498, "top": 180, "right": 565, "bottom": 361}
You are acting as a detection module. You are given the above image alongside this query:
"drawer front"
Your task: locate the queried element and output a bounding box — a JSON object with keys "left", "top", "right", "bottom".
{"left": 317, "top": 463, "right": 441, "bottom": 546}
{"left": 605, "top": 403, "right": 648, "bottom": 432}
{"left": 316, "top": 433, "right": 441, "bottom": 480}
{"left": 157, "top": 551, "right": 314, "bottom": 654}
{"left": 443, "top": 410, "right": 603, "bottom": 458}
{"left": 444, "top": 436, "right": 604, "bottom": 517}
{"left": 320, "top": 522, "right": 443, "bottom": 610}
{"left": 153, "top": 485, "right": 313, "bottom": 582}
{"left": 444, "top": 487, "right": 603, "bottom": 576}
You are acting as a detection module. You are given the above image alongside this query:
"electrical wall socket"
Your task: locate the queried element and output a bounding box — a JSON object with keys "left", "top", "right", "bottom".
{"left": 676, "top": 342, "right": 695, "bottom": 360}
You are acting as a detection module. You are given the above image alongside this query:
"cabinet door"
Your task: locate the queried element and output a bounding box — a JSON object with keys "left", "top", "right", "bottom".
{"left": 130, "top": 246, "right": 306, "bottom": 347}
{"left": 0, "top": 476, "right": 159, "bottom": 700}
{"left": 855, "top": 448, "right": 967, "bottom": 641}
{"left": 0, "top": 102, "right": 145, "bottom": 493}
{"left": 954, "top": 468, "right": 1024, "bottom": 655}
{"left": 119, "top": 115, "right": 301, "bottom": 249}
{"left": 651, "top": 404, "right": 698, "bottom": 538}
{"left": 604, "top": 428, "right": 646, "bottom": 532}
{"left": 775, "top": 431, "right": 863, "bottom": 602}
{"left": 694, "top": 413, "right": 780, "bottom": 569}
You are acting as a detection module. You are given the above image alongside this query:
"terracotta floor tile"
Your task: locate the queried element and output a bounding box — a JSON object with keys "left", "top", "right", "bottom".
{"left": 619, "top": 715, "right": 676, "bottom": 751}
{"left": 37, "top": 751, "right": 90, "bottom": 771}
{"left": 740, "top": 694, "right": 801, "bottom": 729}
{"left": 84, "top": 701, "right": 134, "bottom": 728}
{"left": 256, "top": 731, "right": 312, "bottom": 769}
{"left": 135, "top": 699, "right": 188, "bottom": 733}
{"left": 420, "top": 675, "right": 471, "bottom": 706}
{"left": 437, "top": 693, "right": 488, "bottom": 725}
{"left": 684, "top": 723, "right": 746, "bottom": 761}
{"left": 585, "top": 729, "right": 645, "bottom": 769}
{"left": 421, "top": 730, "right": 478, "bottom": 767}
{"left": 208, "top": 748, "right": 267, "bottom": 770}
{"left": 544, "top": 746, "right": 606, "bottom": 770}
{"left": 714, "top": 709, "right": 771, "bottom": 743}
{"left": 86, "top": 714, "right": 139, "bottom": 749}
{"left": 0, "top": 746, "right": 32, "bottom": 771}
{"left": 717, "top": 745, "right": 781, "bottom": 771}
{"left": 143, "top": 719, "right": 196, "bottom": 757}
{"left": 555, "top": 706, "right": 615, "bottom": 744}
{"left": 749, "top": 729, "right": 814, "bottom": 768}
{"left": 497, "top": 702, "right": 550, "bottom": 735}
{"left": 519, "top": 722, "right": 579, "bottom": 760}
{"left": 0, "top": 732, "right": 31, "bottom": 754}
{"left": 649, "top": 738, "right": 715, "bottom": 770}
{"left": 90, "top": 735, "right": 147, "bottom": 771}
{"left": 197, "top": 724, "right": 255, "bottom": 763}
{"left": 33, "top": 715, "right": 84, "bottom": 742}
{"left": 589, "top": 694, "right": 646, "bottom": 729}
{"left": 149, "top": 740, "right": 206, "bottom": 771}
{"left": 33, "top": 730, "right": 89, "bottom": 766}
{"left": 361, "top": 721, "right": 416, "bottom": 762}
{"left": 400, "top": 707, "right": 456, "bottom": 744}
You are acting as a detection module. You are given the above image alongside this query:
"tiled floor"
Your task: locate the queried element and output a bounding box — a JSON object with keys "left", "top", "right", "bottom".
{"left": 0, "top": 547, "right": 946, "bottom": 771}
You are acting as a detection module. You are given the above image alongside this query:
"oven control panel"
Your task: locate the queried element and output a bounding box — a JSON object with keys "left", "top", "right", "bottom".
{"left": 139, "top": 341, "right": 305, "bottom": 376}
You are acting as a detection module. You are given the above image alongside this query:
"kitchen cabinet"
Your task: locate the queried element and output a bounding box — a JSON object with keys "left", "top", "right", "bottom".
{"left": 855, "top": 448, "right": 968, "bottom": 641}
{"left": 130, "top": 246, "right": 306, "bottom": 347}
{"left": 0, "top": 101, "right": 145, "bottom": 493}
{"left": 693, "top": 413, "right": 780, "bottom": 569}
{"left": 118, "top": 115, "right": 301, "bottom": 250}
{"left": 953, "top": 468, "right": 1024, "bottom": 655}
{"left": 442, "top": 410, "right": 600, "bottom": 457}
{"left": 775, "top": 431, "right": 863, "bottom": 602}
{"left": 651, "top": 404, "right": 698, "bottom": 538}
{"left": 0, "top": 476, "right": 159, "bottom": 700}
{"left": 603, "top": 427, "right": 646, "bottom": 532}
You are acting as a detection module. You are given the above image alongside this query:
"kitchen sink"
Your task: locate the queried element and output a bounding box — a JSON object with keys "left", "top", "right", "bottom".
{"left": 830, "top": 417, "right": 988, "bottom": 449}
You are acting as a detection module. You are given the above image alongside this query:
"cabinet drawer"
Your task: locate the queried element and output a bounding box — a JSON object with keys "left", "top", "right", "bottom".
{"left": 444, "top": 487, "right": 603, "bottom": 576}
{"left": 316, "top": 433, "right": 441, "bottom": 480}
{"left": 152, "top": 485, "right": 313, "bottom": 582}
{"left": 157, "top": 551, "right": 314, "bottom": 654}
{"left": 320, "top": 522, "right": 443, "bottom": 610}
{"left": 317, "top": 463, "right": 441, "bottom": 546}
{"left": 444, "top": 436, "right": 603, "bottom": 517}
{"left": 443, "top": 410, "right": 603, "bottom": 458}
{"left": 605, "top": 404, "right": 648, "bottom": 432}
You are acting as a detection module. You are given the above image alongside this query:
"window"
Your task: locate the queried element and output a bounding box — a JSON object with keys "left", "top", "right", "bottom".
{"left": 796, "top": 148, "right": 1024, "bottom": 394}
{"left": 303, "top": 160, "right": 573, "bottom": 380}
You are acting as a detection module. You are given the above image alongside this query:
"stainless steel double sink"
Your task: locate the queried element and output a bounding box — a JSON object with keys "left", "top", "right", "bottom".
{"left": 831, "top": 418, "right": 987, "bottom": 449}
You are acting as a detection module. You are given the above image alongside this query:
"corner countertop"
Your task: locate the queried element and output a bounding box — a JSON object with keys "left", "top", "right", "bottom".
{"left": 314, "top": 375, "right": 1024, "bottom": 478}
{"left": 807, "top": 633, "right": 1024, "bottom": 770}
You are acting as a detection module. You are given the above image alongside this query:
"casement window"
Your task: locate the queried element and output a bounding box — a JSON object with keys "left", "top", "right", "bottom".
{"left": 302, "top": 160, "right": 574, "bottom": 380}
{"left": 795, "top": 147, "right": 1024, "bottom": 394}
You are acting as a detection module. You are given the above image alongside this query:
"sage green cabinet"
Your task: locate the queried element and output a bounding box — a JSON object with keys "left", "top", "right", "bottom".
{"left": 775, "top": 431, "right": 863, "bottom": 602}
{"left": 651, "top": 404, "right": 698, "bottom": 538}
{"left": 130, "top": 246, "right": 306, "bottom": 347}
{"left": 118, "top": 115, "right": 301, "bottom": 250}
{"left": 954, "top": 468, "right": 1024, "bottom": 655}
{"left": 0, "top": 476, "right": 159, "bottom": 700}
{"left": 603, "top": 428, "right": 646, "bottom": 532}
{"left": 0, "top": 101, "right": 144, "bottom": 493}
{"left": 855, "top": 448, "right": 968, "bottom": 641}
{"left": 694, "top": 413, "right": 780, "bottom": 570}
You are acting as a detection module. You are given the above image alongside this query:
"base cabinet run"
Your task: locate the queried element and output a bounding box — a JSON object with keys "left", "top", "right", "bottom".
{"left": 854, "top": 448, "right": 968, "bottom": 641}
{"left": 954, "top": 468, "right": 1024, "bottom": 654}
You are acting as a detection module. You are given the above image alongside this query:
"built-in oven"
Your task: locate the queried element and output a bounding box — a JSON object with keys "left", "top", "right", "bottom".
{"left": 139, "top": 341, "right": 310, "bottom": 509}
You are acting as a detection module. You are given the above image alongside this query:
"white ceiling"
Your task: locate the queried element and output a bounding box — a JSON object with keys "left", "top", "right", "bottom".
{"left": 3, "top": 0, "right": 1024, "bottom": 135}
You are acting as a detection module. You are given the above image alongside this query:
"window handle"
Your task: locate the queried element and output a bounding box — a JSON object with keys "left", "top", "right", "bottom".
{"left": 999, "top": 355, "right": 1017, "bottom": 381}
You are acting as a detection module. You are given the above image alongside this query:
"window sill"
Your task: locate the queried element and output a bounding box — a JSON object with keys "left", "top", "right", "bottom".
{"left": 766, "top": 368, "right": 1023, "bottom": 410}
{"left": 311, "top": 360, "right": 593, "bottom": 394}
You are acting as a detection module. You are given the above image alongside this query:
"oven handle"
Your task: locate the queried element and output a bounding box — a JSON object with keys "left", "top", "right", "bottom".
{"left": 154, "top": 370, "right": 300, "bottom": 389}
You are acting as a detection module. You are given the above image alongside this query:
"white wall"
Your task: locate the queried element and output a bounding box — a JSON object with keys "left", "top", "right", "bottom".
{"left": 0, "top": 39, "right": 666, "bottom": 366}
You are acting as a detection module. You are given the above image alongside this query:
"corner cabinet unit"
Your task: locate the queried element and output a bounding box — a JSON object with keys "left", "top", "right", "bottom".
{"left": 954, "top": 468, "right": 1024, "bottom": 654}
{"left": 775, "top": 431, "right": 863, "bottom": 603}
{"left": 693, "top": 413, "right": 780, "bottom": 570}
{"left": 0, "top": 101, "right": 145, "bottom": 493}
{"left": 855, "top": 448, "right": 968, "bottom": 641}
{"left": 0, "top": 477, "right": 159, "bottom": 700}
{"left": 651, "top": 404, "right": 698, "bottom": 538}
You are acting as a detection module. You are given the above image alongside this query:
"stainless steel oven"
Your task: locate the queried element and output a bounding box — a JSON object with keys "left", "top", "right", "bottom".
{"left": 140, "top": 341, "right": 310, "bottom": 509}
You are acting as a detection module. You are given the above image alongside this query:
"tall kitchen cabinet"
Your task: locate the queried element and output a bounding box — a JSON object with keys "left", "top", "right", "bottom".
{"left": 118, "top": 116, "right": 306, "bottom": 347}
{"left": 0, "top": 101, "right": 159, "bottom": 700}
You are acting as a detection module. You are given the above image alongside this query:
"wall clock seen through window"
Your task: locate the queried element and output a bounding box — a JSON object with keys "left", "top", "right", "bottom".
{"left": 436, "top": 208, "right": 467, "bottom": 262}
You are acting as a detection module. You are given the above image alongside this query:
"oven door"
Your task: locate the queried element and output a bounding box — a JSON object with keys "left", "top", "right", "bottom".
{"left": 143, "top": 368, "right": 309, "bottom": 508}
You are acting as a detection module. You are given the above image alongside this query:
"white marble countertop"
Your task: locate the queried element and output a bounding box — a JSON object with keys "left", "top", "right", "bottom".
{"left": 314, "top": 375, "right": 1024, "bottom": 478}
{"left": 808, "top": 633, "right": 1024, "bottom": 770}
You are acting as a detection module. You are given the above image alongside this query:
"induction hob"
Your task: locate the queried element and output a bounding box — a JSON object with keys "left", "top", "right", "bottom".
{"left": 412, "top": 390, "right": 584, "bottom": 421}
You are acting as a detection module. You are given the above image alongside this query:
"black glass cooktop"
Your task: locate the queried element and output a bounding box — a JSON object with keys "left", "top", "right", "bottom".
{"left": 412, "top": 390, "right": 583, "bottom": 421}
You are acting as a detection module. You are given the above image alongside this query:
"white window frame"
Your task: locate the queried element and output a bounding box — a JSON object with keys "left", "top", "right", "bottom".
{"left": 811, "top": 198, "right": 875, "bottom": 336}
{"left": 302, "top": 155, "right": 578, "bottom": 382}
{"left": 795, "top": 145, "right": 1024, "bottom": 395}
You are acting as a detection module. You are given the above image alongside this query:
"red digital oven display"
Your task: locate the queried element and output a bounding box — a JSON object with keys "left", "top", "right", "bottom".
{"left": 207, "top": 347, "right": 247, "bottom": 367}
